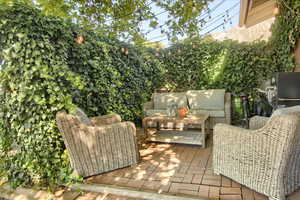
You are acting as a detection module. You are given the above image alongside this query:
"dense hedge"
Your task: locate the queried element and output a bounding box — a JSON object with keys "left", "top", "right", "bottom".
{"left": 268, "top": 0, "right": 300, "bottom": 72}
{"left": 0, "top": 4, "right": 164, "bottom": 187}
{"left": 160, "top": 38, "right": 275, "bottom": 96}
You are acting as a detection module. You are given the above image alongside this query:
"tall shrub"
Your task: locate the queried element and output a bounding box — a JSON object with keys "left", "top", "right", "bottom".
{"left": 161, "top": 38, "right": 275, "bottom": 96}
{"left": 0, "top": 3, "right": 164, "bottom": 187}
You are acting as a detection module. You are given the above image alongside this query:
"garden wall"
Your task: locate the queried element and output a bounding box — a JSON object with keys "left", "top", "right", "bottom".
{"left": 0, "top": 3, "right": 164, "bottom": 187}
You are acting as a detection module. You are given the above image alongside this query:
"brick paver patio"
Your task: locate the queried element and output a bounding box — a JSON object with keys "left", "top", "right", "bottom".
{"left": 87, "top": 134, "right": 300, "bottom": 200}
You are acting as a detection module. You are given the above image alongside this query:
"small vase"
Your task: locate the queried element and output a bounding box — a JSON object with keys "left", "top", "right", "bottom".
{"left": 178, "top": 107, "right": 188, "bottom": 118}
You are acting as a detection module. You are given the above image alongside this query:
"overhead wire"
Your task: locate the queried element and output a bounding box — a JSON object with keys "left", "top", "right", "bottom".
{"left": 144, "top": 9, "right": 240, "bottom": 45}
{"left": 145, "top": 0, "right": 226, "bottom": 34}
{"left": 145, "top": 1, "right": 240, "bottom": 43}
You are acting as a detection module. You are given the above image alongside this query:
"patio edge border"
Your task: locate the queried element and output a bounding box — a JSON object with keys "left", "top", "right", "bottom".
{"left": 70, "top": 183, "right": 208, "bottom": 200}
{"left": 0, "top": 183, "right": 54, "bottom": 200}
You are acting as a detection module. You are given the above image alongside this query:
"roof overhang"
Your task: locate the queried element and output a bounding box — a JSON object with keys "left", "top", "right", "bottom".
{"left": 239, "top": 0, "right": 250, "bottom": 27}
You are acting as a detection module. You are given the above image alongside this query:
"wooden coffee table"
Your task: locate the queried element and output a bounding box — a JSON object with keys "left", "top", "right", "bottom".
{"left": 142, "top": 114, "right": 209, "bottom": 148}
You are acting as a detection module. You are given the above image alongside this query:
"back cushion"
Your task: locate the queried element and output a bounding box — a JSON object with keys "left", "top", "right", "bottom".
{"left": 153, "top": 93, "right": 188, "bottom": 110}
{"left": 186, "top": 89, "right": 225, "bottom": 110}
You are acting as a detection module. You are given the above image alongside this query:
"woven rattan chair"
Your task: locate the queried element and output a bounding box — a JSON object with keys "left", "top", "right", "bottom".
{"left": 213, "top": 113, "right": 300, "bottom": 200}
{"left": 56, "top": 110, "right": 140, "bottom": 177}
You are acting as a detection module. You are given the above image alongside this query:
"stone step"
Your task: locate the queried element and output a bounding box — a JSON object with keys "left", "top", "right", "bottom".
{"left": 70, "top": 183, "right": 209, "bottom": 200}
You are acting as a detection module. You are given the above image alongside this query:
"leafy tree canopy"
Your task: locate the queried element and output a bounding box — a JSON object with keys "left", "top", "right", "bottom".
{"left": 0, "top": 0, "right": 212, "bottom": 43}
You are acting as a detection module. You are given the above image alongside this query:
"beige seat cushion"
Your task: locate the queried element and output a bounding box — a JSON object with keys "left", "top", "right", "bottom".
{"left": 153, "top": 93, "right": 188, "bottom": 110}
{"left": 145, "top": 109, "right": 169, "bottom": 117}
{"left": 189, "top": 109, "right": 225, "bottom": 117}
{"left": 186, "top": 89, "right": 225, "bottom": 110}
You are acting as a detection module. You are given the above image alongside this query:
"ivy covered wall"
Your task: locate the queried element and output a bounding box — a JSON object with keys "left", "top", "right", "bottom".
{"left": 0, "top": 3, "right": 164, "bottom": 187}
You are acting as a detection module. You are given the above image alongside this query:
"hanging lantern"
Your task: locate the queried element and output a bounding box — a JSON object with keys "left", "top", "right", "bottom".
{"left": 273, "top": 7, "right": 280, "bottom": 15}
{"left": 76, "top": 35, "right": 85, "bottom": 44}
{"left": 192, "top": 6, "right": 197, "bottom": 13}
{"left": 124, "top": 48, "right": 129, "bottom": 55}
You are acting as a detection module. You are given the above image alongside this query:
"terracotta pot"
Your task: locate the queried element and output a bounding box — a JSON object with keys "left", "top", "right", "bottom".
{"left": 178, "top": 107, "right": 188, "bottom": 118}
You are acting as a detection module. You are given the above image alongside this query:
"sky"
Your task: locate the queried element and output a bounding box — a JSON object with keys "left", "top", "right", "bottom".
{"left": 141, "top": 0, "right": 241, "bottom": 46}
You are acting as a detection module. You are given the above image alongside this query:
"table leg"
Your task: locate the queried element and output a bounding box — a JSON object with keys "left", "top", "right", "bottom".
{"left": 201, "top": 121, "right": 206, "bottom": 148}
{"left": 157, "top": 121, "right": 160, "bottom": 131}
{"left": 143, "top": 119, "right": 149, "bottom": 140}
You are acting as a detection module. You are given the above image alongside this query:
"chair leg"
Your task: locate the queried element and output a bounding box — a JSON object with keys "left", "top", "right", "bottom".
{"left": 213, "top": 170, "right": 220, "bottom": 175}
{"left": 269, "top": 195, "right": 286, "bottom": 200}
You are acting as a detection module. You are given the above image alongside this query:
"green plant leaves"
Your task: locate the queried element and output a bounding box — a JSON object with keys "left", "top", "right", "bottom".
{"left": 0, "top": 3, "right": 164, "bottom": 188}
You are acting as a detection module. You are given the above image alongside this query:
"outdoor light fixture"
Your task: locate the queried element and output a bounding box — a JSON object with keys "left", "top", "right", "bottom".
{"left": 124, "top": 48, "right": 129, "bottom": 55}
{"left": 273, "top": 7, "right": 280, "bottom": 15}
{"left": 76, "top": 35, "right": 85, "bottom": 44}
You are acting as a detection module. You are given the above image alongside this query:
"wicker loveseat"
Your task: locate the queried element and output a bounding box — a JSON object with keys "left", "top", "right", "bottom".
{"left": 143, "top": 89, "right": 231, "bottom": 129}
{"left": 213, "top": 107, "right": 300, "bottom": 200}
{"left": 56, "top": 109, "right": 139, "bottom": 177}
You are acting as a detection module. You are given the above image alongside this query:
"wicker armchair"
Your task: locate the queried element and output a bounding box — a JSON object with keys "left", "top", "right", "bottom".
{"left": 213, "top": 114, "right": 300, "bottom": 200}
{"left": 56, "top": 111, "right": 140, "bottom": 177}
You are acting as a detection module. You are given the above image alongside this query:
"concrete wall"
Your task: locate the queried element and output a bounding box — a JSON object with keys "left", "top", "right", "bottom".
{"left": 211, "top": 17, "right": 274, "bottom": 42}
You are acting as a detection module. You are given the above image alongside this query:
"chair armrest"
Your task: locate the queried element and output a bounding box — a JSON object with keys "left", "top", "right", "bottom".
{"left": 224, "top": 93, "right": 231, "bottom": 124}
{"left": 249, "top": 116, "right": 269, "bottom": 130}
{"left": 90, "top": 114, "right": 121, "bottom": 126}
{"left": 214, "top": 115, "right": 298, "bottom": 172}
{"left": 143, "top": 101, "right": 154, "bottom": 116}
{"left": 88, "top": 121, "right": 136, "bottom": 137}
{"left": 214, "top": 123, "right": 253, "bottom": 146}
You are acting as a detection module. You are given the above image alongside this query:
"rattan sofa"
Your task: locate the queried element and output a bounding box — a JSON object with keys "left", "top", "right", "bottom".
{"left": 213, "top": 109, "right": 300, "bottom": 200}
{"left": 143, "top": 89, "right": 231, "bottom": 129}
{"left": 56, "top": 109, "right": 139, "bottom": 177}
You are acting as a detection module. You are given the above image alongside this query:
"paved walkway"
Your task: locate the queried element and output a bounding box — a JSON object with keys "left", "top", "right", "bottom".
{"left": 87, "top": 135, "right": 300, "bottom": 200}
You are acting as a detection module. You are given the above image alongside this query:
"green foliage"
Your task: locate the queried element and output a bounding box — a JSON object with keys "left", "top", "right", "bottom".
{"left": 0, "top": 3, "right": 164, "bottom": 188}
{"left": 0, "top": 0, "right": 212, "bottom": 42}
{"left": 269, "top": 0, "right": 300, "bottom": 72}
{"left": 161, "top": 39, "right": 275, "bottom": 96}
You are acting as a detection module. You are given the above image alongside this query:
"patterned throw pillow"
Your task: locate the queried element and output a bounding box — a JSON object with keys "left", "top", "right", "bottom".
{"left": 74, "top": 107, "right": 93, "bottom": 126}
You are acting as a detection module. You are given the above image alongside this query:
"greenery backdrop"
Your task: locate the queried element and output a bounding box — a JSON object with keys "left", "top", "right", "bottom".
{"left": 0, "top": 0, "right": 299, "bottom": 189}
{"left": 0, "top": 3, "right": 164, "bottom": 187}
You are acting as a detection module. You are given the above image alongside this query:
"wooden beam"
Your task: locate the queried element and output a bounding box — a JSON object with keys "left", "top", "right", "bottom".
{"left": 239, "top": 0, "right": 250, "bottom": 27}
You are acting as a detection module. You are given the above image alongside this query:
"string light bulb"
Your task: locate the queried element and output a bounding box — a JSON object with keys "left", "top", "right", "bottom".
{"left": 76, "top": 35, "right": 85, "bottom": 44}
{"left": 125, "top": 48, "right": 129, "bottom": 55}
{"left": 273, "top": 7, "right": 280, "bottom": 15}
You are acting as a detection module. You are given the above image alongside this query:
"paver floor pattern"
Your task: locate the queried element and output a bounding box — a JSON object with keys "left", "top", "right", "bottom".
{"left": 88, "top": 134, "right": 300, "bottom": 200}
